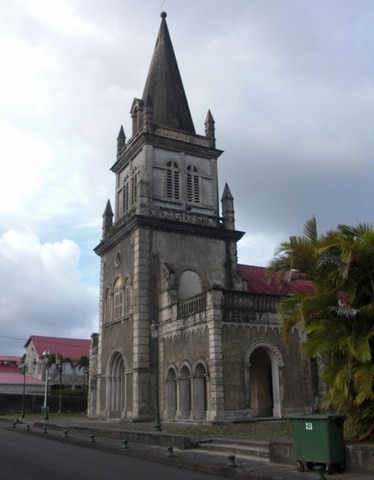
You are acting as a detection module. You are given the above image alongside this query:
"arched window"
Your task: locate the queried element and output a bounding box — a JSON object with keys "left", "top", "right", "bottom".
{"left": 123, "top": 175, "right": 129, "bottom": 212}
{"left": 104, "top": 288, "right": 112, "bottom": 323}
{"left": 166, "top": 161, "right": 180, "bottom": 200}
{"left": 187, "top": 165, "right": 200, "bottom": 203}
{"left": 179, "top": 365, "right": 191, "bottom": 420}
{"left": 178, "top": 270, "right": 203, "bottom": 300}
{"left": 124, "top": 277, "right": 131, "bottom": 315}
{"left": 166, "top": 368, "right": 177, "bottom": 419}
{"left": 113, "top": 278, "right": 124, "bottom": 320}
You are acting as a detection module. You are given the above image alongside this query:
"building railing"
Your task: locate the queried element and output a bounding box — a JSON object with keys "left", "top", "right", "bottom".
{"left": 177, "top": 293, "right": 207, "bottom": 318}
{"left": 223, "top": 291, "right": 279, "bottom": 315}
{"left": 175, "top": 290, "right": 280, "bottom": 322}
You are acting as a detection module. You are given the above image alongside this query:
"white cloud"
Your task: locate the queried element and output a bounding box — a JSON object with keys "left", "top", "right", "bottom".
{"left": 238, "top": 233, "right": 284, "bottom": 268}
{"left": 16, "top": 0, "right": 102, "bottom": 37}
{"left": 0, "top": 227, "right": 97, "bottom": 354}
{"left": 0, "top": 120, "right": 52, "bottom": 212}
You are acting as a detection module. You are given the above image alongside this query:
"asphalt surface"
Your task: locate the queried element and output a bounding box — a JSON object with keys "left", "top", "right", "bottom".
{"left": 0, "top": 427, "right": 225, "bottom": 480}
{"left": 1, "top": 417, "right": 373, "bottom": 480}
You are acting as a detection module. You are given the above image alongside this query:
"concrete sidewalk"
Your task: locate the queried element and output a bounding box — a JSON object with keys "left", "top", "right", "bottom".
{"left": 2, "top": 416, "right": 373, "bottom": 480}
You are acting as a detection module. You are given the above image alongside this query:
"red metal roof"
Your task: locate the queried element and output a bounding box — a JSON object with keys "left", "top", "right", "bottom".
{"left": 0, "top": 372, "right": 44, "bottom": 385}
{"left": 237, "top": 264, "right": 315, "bottom": 296}
{"left": 0, "top": 356, "right": 20, "bottom": 373}
{"left": 0, "top": 355, "right": 21, "bottom": 363}
{"left": 24, "top": 336, "right": 90, "bottom": 360}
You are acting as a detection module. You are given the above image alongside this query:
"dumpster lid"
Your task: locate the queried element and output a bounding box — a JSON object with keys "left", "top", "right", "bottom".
{"left": 289, "top": 414, "right": 346, "bottom": 420}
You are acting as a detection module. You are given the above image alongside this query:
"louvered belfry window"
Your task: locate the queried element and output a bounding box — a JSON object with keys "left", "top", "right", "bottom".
{"left": 166, "top": 161, "right": 180, "bottom": 200}
{"left": 187, "top": 165, "right": 200, "bottom": 203}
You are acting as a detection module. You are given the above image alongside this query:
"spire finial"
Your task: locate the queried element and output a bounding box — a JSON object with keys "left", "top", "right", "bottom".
{"left": 161, "top": 12, "right": 167, "bottom": 19}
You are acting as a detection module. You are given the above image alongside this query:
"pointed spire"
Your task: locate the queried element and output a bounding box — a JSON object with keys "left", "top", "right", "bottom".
{"left": 205, "top": 110, "right": 215, "bottom": 148}
{"left": 102, "top": 199, "right": 113, "bottom": 238}
{"left": 117, "top": 125, "right": 126, "bottom": 143}
{"left": 221, "top": 183, "right": 235, "bottom": 229}
{"left": 142, "top": 12, "right": 195, "bottom": 134}
{"left": 117, "top": 125, "right": 126, "bottom": 157}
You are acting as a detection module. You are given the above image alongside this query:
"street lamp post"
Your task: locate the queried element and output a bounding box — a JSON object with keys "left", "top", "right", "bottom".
{"left": 56, "top": 355, "right": 63, "bottom": 414}
{"left": 42, "top": 351, "right": 50, "bottom": 421}
{"left": 17, "top": 360, "right": 26, "bottom": 418}
{"left": 17, "top": 357, "right": 37, "bottom": 418}
{"left": 150, "top": 322, "right": 161, "bottom": 432}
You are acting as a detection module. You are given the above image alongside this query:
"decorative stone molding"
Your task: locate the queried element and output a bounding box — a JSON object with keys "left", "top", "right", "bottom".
{"left": 244, "top": 341, "right": 284, "bottom": 368}
{"left": 162, "top": 323, "right": 208, "bottom": 342}
{"left": 139, "top": 204, "right": 220, "bottom": 228}
{"left": 191, "top": 357, "right": 209, "bottom": 376}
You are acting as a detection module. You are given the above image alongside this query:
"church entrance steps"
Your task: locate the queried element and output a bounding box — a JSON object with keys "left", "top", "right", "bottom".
{"left": 197, "top": 438, "right": 270, "bottom": 461}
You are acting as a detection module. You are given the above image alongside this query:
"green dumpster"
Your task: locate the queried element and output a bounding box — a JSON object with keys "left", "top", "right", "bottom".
{"left": 290, "top": 414, "right": 346, "bottom": 474}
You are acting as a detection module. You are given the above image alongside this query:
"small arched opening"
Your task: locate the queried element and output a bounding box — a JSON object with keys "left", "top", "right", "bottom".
{"left": 193, "top": 363, "right": 207, "bottom": 420}
{"left": 166, "top": 367, "right": 177, "bottom": 419}
{"left": 106, "top": 352, "right": 125, "bottom": 417}
{"left": 179, "top": 365, "right": 191, "bottom": 419}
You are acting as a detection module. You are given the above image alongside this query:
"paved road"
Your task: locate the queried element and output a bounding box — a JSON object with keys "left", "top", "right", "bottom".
{"left": 0, "top": 427, "right": 225, "bottom": 480}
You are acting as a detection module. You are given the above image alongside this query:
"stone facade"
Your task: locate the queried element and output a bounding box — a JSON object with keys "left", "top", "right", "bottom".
{"left": 88, "top": 13, "right": 314, "bottom": 422}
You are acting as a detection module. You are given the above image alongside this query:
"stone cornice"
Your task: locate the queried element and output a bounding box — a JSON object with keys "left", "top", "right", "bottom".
{"left": 94, "top": 210, "right": 244, "bottom": 256}
{"left": 111, "top": 130, "right": 223, "bottom": 173}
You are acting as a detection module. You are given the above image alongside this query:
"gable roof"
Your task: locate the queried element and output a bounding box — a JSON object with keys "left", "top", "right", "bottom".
{"left": 237, "top": 264, "right": 314, "bottom": 296}
{"left": 24, "top": 336, "right": 90, "bottom": 360}
{"left": 142, "top": 12, "right": 195, "bottom": 134}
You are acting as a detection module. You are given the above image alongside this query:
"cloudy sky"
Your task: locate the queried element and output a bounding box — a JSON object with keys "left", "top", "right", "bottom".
{"left": 1, "top": 0, "right": 374, "bottom": 355}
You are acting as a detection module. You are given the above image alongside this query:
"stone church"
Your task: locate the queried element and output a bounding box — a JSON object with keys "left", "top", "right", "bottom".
{"left": 88, "top": 13, "right": 315, "bottom": 422}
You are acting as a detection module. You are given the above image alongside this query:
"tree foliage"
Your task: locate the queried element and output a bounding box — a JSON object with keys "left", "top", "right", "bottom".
{"left": 268, "top": 217, "right": 374, "bottom": 438}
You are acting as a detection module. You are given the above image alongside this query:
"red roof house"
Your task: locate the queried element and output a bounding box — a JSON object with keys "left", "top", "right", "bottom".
{"left": 24, "top": 336, "right": 90, "bottom": 360}
{"left": 23, "top": 335, "right": 90, "bottom": 387}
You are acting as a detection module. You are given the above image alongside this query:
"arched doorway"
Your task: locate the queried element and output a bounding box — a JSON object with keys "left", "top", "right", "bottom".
{"left": 245, "top": 342, "right": 284, "bottom": 418}
{"left": 107, "top": 352, "right": 125, "bottom": 417}
{"left": 193, "top": 363, "right": 207, "bottom": 420}
{"left": 250, "top": 348, "right": 273, "bottom": 416}
{"left": 166, "top": 367, "right": 177, "bottom": 419}
{"left": 179, "top": 365, "right": 191, "bottom": 419}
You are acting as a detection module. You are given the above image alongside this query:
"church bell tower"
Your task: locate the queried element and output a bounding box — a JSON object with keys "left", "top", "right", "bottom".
{"left": 91, "top": 12, "right": 243, "bottom": 420}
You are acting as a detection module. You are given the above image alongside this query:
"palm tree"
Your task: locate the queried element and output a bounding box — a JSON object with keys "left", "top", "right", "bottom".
{"left": 76, "top": 356, "right": 90, "bottom": 387}
{"left": 268, "top": 218, "right": 374, "bottom": 438}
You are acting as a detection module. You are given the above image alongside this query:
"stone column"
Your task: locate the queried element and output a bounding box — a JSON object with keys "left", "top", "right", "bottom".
{"left": 206, "top": 290, "right": 225, "bottom": 421}
{"left": 131, "top": 228, "right": 152, "bottom": 419}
